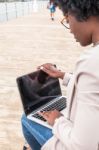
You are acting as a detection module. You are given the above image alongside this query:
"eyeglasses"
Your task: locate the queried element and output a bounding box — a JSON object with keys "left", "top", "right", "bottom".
{"left": 61, "top": 18, "right": 70, "bottom": 29}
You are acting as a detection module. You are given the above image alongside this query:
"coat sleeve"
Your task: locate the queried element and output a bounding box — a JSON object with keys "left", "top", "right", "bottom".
{"left": 53, "top": 67, "right": 99, "bottom": 150}
{"left": 62, "top": 73, "right": 72, "bottom": 87}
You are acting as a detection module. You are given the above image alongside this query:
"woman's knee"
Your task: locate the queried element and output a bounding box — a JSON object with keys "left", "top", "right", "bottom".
{"left": 21, "top": 114, "right": 34, "bottom": 129}
{"left": 21, "top": 114, "right": 27, "bottom": 125}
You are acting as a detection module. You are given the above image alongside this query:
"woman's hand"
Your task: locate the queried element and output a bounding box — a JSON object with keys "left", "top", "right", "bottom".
{"left": 39, "top": 109, "right": 63, "bottom": 126}
{"left": 37, "top": 63, "right": 65, "bottom": 79}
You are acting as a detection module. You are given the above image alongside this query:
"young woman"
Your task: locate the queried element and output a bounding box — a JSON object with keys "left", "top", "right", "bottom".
{"left": 22, "top": 0, "right": 99, "bottom": 149}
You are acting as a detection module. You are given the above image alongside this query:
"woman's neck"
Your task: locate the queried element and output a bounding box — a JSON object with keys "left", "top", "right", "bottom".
{"left": 92, "top": 21, "right": 99, "bottom": 45}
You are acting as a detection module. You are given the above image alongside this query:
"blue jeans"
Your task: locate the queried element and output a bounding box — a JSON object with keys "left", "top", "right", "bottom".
{"left": 21, "top": 114, "right": 53, "bottom": 150}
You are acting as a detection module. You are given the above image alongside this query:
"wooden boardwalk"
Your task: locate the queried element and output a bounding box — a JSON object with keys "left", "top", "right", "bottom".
{"left": 0, "top": 8, "right": 83, "bottom": 150}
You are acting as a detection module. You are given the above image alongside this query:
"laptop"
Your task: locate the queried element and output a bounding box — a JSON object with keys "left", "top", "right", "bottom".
{"left": 16, "top": 69, "right": 67, "bottom": 129}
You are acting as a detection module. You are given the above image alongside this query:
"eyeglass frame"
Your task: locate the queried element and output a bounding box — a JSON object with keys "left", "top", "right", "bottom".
{"left": 61, "top": 17, "right": 70, "bottom": 29}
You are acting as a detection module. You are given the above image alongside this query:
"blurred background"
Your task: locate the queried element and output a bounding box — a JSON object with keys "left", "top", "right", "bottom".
{"left": 0, "top": 0, "right": 48, "bottom": 22}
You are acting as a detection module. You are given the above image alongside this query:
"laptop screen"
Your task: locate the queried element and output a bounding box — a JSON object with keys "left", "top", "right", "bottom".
{"left": 17, "top": 70, "right": 62, "bottom": 116}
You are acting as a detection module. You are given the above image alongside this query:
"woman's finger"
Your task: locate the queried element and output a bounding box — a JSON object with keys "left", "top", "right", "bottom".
{"left": 38, "top": 111, "right": 51, "bottom": 118}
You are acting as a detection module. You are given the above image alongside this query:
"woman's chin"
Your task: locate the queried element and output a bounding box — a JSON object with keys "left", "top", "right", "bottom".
{"left": 75, "top": 38, "right": 88, "bottom": 46}
{"left": 80, "top": 42, "right": 89, "bottom": 47}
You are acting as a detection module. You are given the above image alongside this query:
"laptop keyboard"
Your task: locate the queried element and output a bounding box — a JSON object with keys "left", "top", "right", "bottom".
{"left": 32, "top": 97, "right": 66, "bottom": 122}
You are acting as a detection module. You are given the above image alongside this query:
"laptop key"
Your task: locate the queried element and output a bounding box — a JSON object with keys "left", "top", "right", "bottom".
{"left": 33, "top": 113, "right": 46, "bottom": 122}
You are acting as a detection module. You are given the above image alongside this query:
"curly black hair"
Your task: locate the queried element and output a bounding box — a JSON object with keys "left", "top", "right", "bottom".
{"left": 56, "top": 0, "right": 99, "bottom": 21}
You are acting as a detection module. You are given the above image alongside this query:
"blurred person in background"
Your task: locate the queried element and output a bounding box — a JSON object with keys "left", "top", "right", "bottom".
{"left": 47, "top": 0, "right": 57, "bottom": 20}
